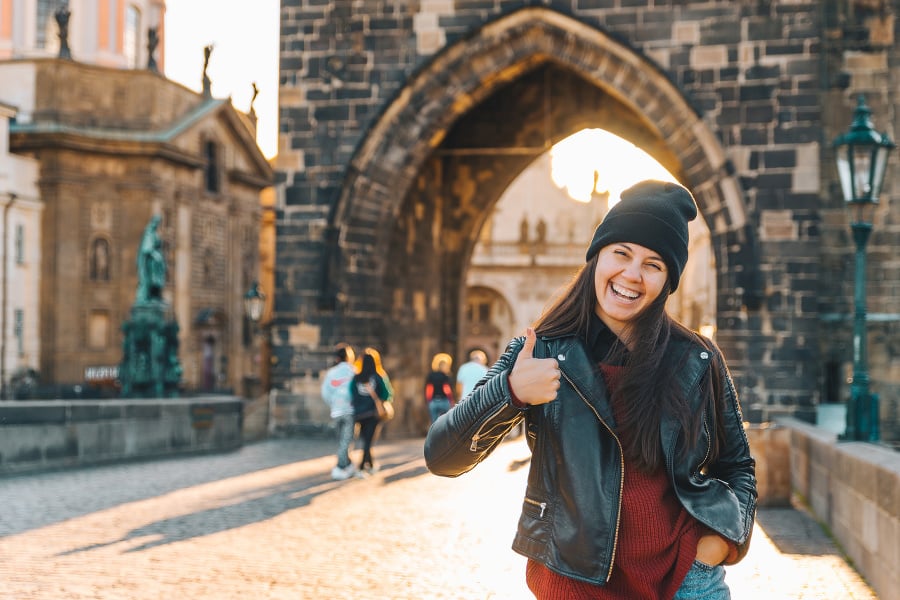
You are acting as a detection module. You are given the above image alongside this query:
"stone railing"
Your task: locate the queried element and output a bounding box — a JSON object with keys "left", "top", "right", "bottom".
{"left": 0, "top": 397, "right": 243, "bottom": 475}
{"left": 768, "top": 418, "right": 899, "bottom": 600}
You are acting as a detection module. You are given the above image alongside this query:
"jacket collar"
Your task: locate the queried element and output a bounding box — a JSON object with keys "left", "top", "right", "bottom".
{"left": 540, "top": 335, "right": 618, "bottom": 427}
{"left": 539, "top": 331, "right": 713, "bottom": 431}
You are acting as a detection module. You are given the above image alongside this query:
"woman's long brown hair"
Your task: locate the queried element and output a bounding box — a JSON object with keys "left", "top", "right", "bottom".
{"left": 534, "top": 256, "right": 724, "bottom": 473}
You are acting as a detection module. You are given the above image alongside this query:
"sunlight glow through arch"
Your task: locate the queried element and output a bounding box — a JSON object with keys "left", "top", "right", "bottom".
{"left": 550, "top": 129, "right": 677, "bottom": 204}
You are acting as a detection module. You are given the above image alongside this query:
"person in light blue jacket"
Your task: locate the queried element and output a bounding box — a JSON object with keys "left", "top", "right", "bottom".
{"left": 321, "top": 343, "right": 357, "bottom": 480}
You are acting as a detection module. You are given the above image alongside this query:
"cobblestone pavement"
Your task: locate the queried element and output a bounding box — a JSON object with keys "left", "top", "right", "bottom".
{"left": 0, "top": 436, "right": 878, "bottom": 599}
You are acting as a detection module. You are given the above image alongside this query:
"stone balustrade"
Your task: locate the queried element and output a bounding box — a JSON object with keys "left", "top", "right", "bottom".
{"left": 751, "top": 418, "right": 899, "bottom": 600}
{"left": 0, "top": 397, "right": 243, "bottom": 475}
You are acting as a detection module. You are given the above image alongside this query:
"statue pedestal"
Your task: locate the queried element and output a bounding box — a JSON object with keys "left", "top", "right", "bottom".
{"left": 120, "top": 300, "right": 182, "bottom": 397}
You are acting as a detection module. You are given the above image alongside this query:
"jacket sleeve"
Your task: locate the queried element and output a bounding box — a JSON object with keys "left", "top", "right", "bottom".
{"left": 375, "top": 375, "right": 391, "bottom": 401}
{"left": 382, "top": 375, "right": 395, "bottom": 402}
{"left": 424, "top": 338, "right": 527, "bottom": 477}
{"left": 320, "top": 370, "right": 335, "bottom": 407}
{"left": 709, "top": 349, "right": 758, "bottom": 564}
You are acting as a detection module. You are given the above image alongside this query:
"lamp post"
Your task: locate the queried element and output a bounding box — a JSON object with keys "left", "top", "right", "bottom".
{"left": 244, "top": 281, "right": 266, "bottom": 325}
{"left": 832, "top": 95, "right": 895, "bottom": 442}
{"left": 243, "top": 281, "right": 267, "bottom": 395}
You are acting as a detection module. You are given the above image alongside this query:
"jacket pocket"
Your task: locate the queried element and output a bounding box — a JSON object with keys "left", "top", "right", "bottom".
{"left": 517, "top": 495, "right": 552, "bottom": 546}
{"left": 523, "top": 496, "right": 549, "bottom": 519}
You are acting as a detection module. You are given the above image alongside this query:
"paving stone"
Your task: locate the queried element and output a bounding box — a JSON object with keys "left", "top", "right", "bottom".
{"left": 0, "top": 436, "right": 878, "bottom": 599}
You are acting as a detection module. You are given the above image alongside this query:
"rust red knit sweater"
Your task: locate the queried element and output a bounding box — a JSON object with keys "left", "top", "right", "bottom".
{"left": 525, "top": 363, "right": 703, "bottom": 600}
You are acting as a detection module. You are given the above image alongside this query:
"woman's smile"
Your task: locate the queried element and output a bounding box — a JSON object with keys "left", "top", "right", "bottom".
{"left": 594, "top": 242, "right": 668, "bottom": 338}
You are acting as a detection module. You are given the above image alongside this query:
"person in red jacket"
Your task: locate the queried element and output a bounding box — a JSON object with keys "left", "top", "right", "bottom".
{"left": 424, "top": 352, "right": 454, "bottom": 424}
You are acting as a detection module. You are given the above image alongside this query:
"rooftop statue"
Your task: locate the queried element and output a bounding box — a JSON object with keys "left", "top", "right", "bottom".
{"left": 147, "top": 27, "right": 159, "bottom": 72}
{"left": 55, "top": 6, "right": 72, "bottom": 60}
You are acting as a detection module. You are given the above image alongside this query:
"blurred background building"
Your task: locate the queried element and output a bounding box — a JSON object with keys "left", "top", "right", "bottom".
{"left": 0, "top": 0, "right": 273, "bottom": 399}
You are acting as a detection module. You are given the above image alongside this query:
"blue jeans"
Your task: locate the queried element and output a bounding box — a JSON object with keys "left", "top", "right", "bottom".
{"left": 333, "top": 414, "right": 355, "bottom": 469}
{"left": 429, "top": 398, "right": 451, "bottom": 424}
{"left": 673, "top": 560, "right": 730, "bottom": 600}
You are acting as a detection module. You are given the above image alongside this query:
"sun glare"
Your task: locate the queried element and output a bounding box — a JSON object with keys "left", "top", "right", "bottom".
{"left": 550, "top": 130, "right": 677, "bottom": 204}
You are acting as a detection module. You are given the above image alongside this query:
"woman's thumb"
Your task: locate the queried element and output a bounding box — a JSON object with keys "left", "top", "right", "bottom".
{"left": 520, "top": 327, "right": 536, "bottom": 359}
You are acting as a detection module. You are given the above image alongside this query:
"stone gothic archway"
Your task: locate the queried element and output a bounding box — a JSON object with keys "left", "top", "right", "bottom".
{"left": 323, "top": 7, "right": 760, "bottom": 432}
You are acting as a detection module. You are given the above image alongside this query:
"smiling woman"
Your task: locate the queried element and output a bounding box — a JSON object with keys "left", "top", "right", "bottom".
{"left": 164, "top": 0, "right": 280, "bottom": 159}
{"left": 426, "top": 177, "right": 757, "bottom": 599}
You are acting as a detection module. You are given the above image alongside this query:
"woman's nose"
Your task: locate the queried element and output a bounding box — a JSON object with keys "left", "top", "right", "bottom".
{"left": 622, "top": 260, "right": 642, "bottom": 280}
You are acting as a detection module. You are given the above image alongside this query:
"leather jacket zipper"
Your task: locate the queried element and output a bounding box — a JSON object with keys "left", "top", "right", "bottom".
{"left": 559, "top": 369, "right": 623, "bottom": 583}
{"left": 686, "top": 412, "right": 712, "bottom": 482}
{"left": 524, "top": 497, "right": 547, "bottom": 517}
{"left": 470, "top": 404, "right": 510, "bottom": 451}
{"left": 700, "top": 414, "right": 711, "bottom": 472}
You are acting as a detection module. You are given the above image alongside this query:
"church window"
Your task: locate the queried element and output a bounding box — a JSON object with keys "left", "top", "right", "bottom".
{"left": 14, "top": 224, "right": 24, "bottom": 264}
{"left": 36, "top": 0, "right": 68, "bottom": 51}
{"left": 124, "top": 5, "right": 142, "bottom": 68}
{"left": 203, "top": 248, "right": 214, "bottom": 286}
{"left": 88, "top": 311, "right": 110, "bottom": 350}
{"left": 14, "top": 309, "right": 24, "bottom": 356}
{"left": 205, "top": 141, "right": 220, "bottom": 193}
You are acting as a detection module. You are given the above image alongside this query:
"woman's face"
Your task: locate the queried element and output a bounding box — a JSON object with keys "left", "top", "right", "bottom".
{"left": 593, "top": 242, "right": 668, "bottom": 338}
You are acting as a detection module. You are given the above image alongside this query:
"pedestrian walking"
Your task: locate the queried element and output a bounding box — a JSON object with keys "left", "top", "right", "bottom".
{"left": 425, "top": 179, "right": 757, "bottom": 599}
{"left": 360, "top": 346, "right": 396, "bottom": 427}
{"left": 363, "top": 346, "right": 394, "bottom": 401}
{"left": 320, "top": 342, "right": 357, "bottom": 481}
{"left": 425, "top": 352, "right": 454, "bottom": 424}
{"left": 455, "top": 349, "right": 488, "bottom": 401}
{"left": 351, "top": 352, "right": 392, "bottom": 475}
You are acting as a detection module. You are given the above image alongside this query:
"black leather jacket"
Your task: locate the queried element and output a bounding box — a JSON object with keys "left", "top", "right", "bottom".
{"left": 424, "top": 331, "right": 757, "bottom": 586}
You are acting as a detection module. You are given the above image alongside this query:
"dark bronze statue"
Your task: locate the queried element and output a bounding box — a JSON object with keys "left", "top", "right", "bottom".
{"left": 147, "top": 27, "right": 159, "bottom": 72}
{"left": 120, "top": 215, "right": 182, "bottom": 397}
{"left": 136, "top": 215, "right": 166, "bottom": 302}
{"left": 202, "top": 44, "right": 214, "bottom": 96}
{"left": 250, "top": 82, "right": 260, "bottom": 115}
{"left": 55, "top": 6, "right": 72, "bottom": 60}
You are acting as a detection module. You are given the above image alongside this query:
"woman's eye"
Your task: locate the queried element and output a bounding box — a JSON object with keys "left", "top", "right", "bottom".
{"left": 646, "top": 262, "right": 663, "bottom": 271}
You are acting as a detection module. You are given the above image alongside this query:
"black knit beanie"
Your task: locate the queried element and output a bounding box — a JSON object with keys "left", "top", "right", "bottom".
{"left": 585, "top": 179, "right": 698, "bottom": 293}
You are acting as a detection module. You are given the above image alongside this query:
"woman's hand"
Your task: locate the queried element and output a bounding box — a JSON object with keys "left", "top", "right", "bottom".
{"left": 695, "top": 533, "right": 730, "bottom": 566}
{"left": 508, "top": 328, "right": 560, "bottom": 406}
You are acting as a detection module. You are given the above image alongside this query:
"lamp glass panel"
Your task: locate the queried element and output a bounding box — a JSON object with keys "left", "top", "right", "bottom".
{"left": 870, "top": 144, "right": 890, "bottom": 199}
{"left": 851, "top": 144, "right": 873, "bottom": 200}
{"left": 245, "top": 296, "right": 264, "bottom": 322}
{"left": 836, "top": 152, "right": 853, "bottom": 202}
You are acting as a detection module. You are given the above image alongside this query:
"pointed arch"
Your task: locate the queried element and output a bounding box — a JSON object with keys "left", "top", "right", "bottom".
{"left": 327, "top": 7, "right": 752, "bottom": 305}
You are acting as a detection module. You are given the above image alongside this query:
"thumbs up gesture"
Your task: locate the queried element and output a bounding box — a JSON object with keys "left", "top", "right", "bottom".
{"left": 508, "top": 328, "right": 560, "bottom": 406}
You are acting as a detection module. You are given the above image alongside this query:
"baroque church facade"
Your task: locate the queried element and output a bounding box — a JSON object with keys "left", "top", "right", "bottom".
{"left": 0, "top": 0, "right": 273, "bottom": 397}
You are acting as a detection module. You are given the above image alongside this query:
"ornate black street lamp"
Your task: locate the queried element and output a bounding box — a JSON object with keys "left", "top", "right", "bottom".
{"left": 832, "top": 95, "right": 895, "bottom": 441}
{"left": 244, "top": 281, "right": 266, "bottom": 325}
{"left": 243, "top": 281, "right": 273, "bottom": 406}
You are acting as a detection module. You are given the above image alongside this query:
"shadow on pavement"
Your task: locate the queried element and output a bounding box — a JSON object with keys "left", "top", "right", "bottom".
{"left": 54, "top": 439, "right": 430, "bottom": 555}
{"left": 755, "top": 506, "right": 838, "bottom": 557}
{"left": 0, "top": 438, "right": 338, "bottom": 537}
{"left": 56, "top": 472, "right": 342, "bottom": 555}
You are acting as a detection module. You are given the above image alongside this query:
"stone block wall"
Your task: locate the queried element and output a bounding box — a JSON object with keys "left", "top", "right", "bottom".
{"left": 274, "top": 0, "right": 900, "bottom": 439}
